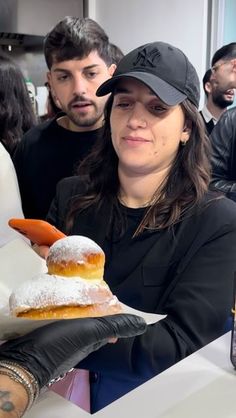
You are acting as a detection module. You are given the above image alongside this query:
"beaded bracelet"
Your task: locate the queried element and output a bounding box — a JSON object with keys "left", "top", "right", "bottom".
{"left": 0, "top": 361, "right": 40, "bottom": 398}
{"left": 0, "top": 361, "right": 39, "bottom": 412}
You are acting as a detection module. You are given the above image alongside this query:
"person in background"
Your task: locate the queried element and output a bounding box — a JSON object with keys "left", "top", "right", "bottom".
{"left": 0, "top": 314, "right": 146, "bottom": 418}
{"left": 0, "top": 144, "right": 26, "bottom": 247}
{"left": 199, "top": 68, "right": 234, "bottom": 135}
{"left": 209, "top": 43, "right": 236, "bottom": 201}
{"left": 0, "top": 52, "right": 36, "bottom": 246}
{"left": 0, "top": 52, "right": 36, "bottom": 156}
{"left": 42, "top": 45, "right": 123, "bottom": 121}
{"left": 13, "top": 16, "right": 121, "bottom": 221}
{"left": 211, "top": 42, "right": 236, "bottom": 91}
{"left": 37, "top": 41, "right": 236, "bottom": 412}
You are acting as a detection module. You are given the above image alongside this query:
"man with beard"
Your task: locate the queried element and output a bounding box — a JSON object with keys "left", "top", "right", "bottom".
{"left": 13, "top": 17, "right": 118, "bottom": 220}
{"left": 209, "top": 42, "right": 236, "bottom": 202}
{"left": 200, "top": 68, "right": 234, "bottom": 135}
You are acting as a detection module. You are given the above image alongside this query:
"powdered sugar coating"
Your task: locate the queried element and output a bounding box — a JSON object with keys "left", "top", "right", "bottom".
{"left": 47, "top": 235, "right": 104, "bottom": 265}
{"left": 9, "top": 273, "right": 113, "bottom": 315}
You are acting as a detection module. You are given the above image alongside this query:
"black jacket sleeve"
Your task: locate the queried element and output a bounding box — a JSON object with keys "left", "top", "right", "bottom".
{"left": 210, "top": 108, "right": 236, "bottom": 201}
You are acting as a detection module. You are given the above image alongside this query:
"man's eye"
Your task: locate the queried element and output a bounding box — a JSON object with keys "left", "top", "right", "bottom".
{"left": 57, "top": 74, "right": 69, "bottom": 81}
{"left": 87, "top": 72, "right": 98, "bottom": 79}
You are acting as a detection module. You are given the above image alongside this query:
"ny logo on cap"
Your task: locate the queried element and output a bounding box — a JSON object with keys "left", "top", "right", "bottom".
{"left": 133, "top": 47, "right": 161, "bottom": 68}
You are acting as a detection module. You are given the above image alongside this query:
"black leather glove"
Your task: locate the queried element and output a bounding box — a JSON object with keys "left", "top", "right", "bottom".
{"left": 0, "top": 314, "right": 146, "bottom": 388}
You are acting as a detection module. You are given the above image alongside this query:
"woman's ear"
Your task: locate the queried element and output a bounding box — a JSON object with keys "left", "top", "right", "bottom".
{"left": 181, "top": 120, "right": 192, "bottom": 143}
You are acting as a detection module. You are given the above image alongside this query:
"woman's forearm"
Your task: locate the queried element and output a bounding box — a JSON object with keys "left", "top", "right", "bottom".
{"left": 0, "top": 374, "right": 29, "bottom": 418}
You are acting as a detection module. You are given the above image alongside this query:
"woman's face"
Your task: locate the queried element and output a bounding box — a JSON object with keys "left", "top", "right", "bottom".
{"left": 110, "top": 78, "right": 190, "bottom": 176}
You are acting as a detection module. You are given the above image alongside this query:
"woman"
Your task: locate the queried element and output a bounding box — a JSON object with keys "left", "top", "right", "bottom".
{"left": 0, "top": 314, "right": 146, "bottom": 417}
{"left": 0, "top": 143, "right": 26, "bottom": 247}
{"left": 0, "top": 52, "right": 36, "bottom": 156}
{"left": 0, "top": 52, "right": 36, "bottom": 246}
{"left": 39, "top": 42, "right": 236, "bottom": 412}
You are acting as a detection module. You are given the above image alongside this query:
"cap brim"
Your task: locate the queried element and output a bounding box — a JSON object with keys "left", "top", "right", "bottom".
{"left": 96, "top": 71, "right": 187, "bottom": 106}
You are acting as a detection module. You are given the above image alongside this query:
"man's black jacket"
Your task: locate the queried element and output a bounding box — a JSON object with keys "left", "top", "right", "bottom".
{"left": 210, "top": 107, "right": 236, "bottom": 201}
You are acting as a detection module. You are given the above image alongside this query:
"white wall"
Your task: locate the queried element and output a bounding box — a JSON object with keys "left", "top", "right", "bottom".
{"left": 87, "top": 0, "right": 209, "bottom": 108}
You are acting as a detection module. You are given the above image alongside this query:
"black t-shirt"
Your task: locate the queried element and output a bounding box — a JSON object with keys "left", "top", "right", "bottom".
{"left": 103, "top": 204, "right": 159, "bottom": 293}
{"left": 13, "top": 117, "right": 102, "bottom": 220}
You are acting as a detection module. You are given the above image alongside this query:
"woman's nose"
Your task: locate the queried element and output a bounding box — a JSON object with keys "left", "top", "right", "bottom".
{"left": 126, "top": 104, "right": 147, "bottom": 129}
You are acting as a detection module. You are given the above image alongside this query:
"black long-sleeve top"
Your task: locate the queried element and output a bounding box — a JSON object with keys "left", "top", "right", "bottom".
{"left": 47, "top": 176, "right": 236, "bottom": 413}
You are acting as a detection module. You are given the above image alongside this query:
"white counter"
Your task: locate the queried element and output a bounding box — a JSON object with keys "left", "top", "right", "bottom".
{"left": 26, "top": 332, "right": 236, "bottom": 418}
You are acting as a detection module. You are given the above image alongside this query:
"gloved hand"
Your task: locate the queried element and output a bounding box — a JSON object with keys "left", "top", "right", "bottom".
{"left": 0, "top": 314, "right": 146, "bottom": 388}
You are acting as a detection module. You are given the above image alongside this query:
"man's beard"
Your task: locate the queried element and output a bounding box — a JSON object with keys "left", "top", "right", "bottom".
{"left": 61, "top": 96, "right": 105, "bottom": 128}
{"left": 66, "top": 107, "right": 104, "bottom": 128}
{"left": 212, "top": 91, "right": 234, "bottom": 109}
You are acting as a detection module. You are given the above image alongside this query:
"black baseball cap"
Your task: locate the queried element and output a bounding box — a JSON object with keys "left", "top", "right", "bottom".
{"left": 97, "top": 41, "right": 200, "bottom": 107}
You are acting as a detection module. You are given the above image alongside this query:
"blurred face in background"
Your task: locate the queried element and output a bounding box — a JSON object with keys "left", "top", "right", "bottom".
{"left": 211, "top": 58, "right": 236, "bottom": 91}
{"left": 206, "top": 75, "right": 235, "bottom": 108}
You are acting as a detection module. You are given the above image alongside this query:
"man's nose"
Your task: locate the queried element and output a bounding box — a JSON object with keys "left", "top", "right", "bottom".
{"left": 73, "top": 75, "right": 87, "bottom": 96}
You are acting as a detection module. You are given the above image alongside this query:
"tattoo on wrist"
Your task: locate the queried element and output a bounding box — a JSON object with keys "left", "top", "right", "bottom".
{"left": 0, "top": 391, "right": 15, "bottom": 412}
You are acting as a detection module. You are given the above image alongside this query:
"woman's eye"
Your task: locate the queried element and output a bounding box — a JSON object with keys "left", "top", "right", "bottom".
{"left": 116, "top": 102, "right": 131, "bottom": 108}
{"left": 149, "top": 104, "right": 166, "bottom": 112}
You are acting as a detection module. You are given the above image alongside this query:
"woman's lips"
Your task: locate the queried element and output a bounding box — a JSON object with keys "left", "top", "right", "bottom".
{"left": 123, "top": 136, "right": 151, "bottom": 143}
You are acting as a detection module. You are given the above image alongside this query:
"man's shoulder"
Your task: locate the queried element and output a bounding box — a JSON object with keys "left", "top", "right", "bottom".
{"left": 226, "top": 106, "right": 236, "bottom": 117}
{"left": 210, "top": 107, "right": 236, "bottom": 144}
{"left": 225, "top": 106, "right": 236, "bottom": 124}
{"left": 21, "top": 118, "right": 57, "bottom": 142}
{"left": 217, "top": 106, "right": 236, "bottom": 124}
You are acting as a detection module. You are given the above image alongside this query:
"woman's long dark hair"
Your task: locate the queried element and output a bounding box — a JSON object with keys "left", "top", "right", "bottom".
{"left": 0, "top": 53, "right": 36, "bottom": 155}
{"left": 67, "top": 95, "right": 211, "bottom": 235}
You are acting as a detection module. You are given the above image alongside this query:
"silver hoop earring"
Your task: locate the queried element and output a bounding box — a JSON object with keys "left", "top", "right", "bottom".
{"left": 180, "top": 140, "right": 186, "bottom": 146}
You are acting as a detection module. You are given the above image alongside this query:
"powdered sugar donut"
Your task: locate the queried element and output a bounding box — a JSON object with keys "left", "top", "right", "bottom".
{"left": 10, "top": 235, "right": 123, "bottom": 320}
{"left": 9, "top": 273, "right": 122, "bottom": 319}
{"left": 47, "top": 235, "right": 105, "bottom": 279}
